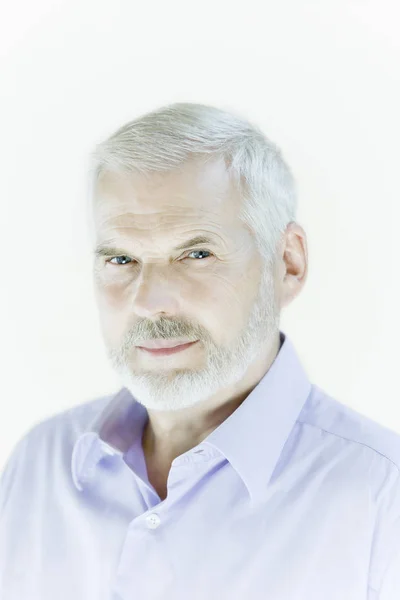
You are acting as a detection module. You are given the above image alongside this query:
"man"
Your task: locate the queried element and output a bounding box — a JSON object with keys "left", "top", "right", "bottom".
{"left": 0, "top": 102, "right": 399, "bottom": 599}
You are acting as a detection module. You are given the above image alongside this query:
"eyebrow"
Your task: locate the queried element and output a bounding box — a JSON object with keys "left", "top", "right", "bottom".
{"left": 94, "top": 235, "right": 217, "bottom": 257}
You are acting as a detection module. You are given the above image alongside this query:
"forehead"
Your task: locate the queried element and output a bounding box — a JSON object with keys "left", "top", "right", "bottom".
{"left": 92, "top": 156, "right": 243, "bottom": 231}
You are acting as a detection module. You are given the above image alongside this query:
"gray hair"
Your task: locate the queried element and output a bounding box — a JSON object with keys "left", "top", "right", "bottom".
{"left": 87, "top": 102, "right": 298, "bottom": 266}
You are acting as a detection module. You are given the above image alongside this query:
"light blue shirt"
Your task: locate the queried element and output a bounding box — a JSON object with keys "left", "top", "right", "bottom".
{"left": 1, "top": 331, "right": 400, "bottom": 599}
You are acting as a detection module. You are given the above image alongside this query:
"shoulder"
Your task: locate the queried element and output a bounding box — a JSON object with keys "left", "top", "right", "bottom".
{"left": 298, "top": 383, "right": 400, "bottom": 474}
{"left": 0, "top": 392, "right": 114, "bottom": 509}
{"left": 7, "top": 392, "right": 112, "bottom": 453}
{"left": 297, "top": 383, "right": 400, "bottom": 595}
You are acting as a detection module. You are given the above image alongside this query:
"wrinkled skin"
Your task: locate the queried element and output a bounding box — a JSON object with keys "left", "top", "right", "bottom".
{"left": 91, "top": 155, "right": 307, "bottom": 491}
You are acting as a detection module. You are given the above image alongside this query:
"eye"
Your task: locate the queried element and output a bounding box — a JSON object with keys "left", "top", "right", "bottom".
{"left": 107, "top": 256, "right": 133, "bottom": 266}
{"left": 184, "top": 249, "right": 212, "bottom": 260}
{"left": 106, "top": 249, "right": 213, "bottom": 266}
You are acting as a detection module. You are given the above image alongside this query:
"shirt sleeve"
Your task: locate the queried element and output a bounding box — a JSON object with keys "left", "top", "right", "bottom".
{"left": 378, "top": 547, "right": 400, "bottom": 599}
{"left": 0, "top": 434, "right": 29, "bottom": 515}
{"left": 368, "top": 461, "right": 400, "bottom": 599}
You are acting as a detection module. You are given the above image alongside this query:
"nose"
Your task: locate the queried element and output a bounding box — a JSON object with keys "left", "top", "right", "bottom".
{"left": 130, "top": 263, "right": 181, "bottom": 319}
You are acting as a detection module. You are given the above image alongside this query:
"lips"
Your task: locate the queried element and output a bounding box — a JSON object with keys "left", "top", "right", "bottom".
{"left": 137, "top": 341, "right": 198, "bottom": 356}
{"left": 137, "top": 339, "right": 197, "bottom": 350}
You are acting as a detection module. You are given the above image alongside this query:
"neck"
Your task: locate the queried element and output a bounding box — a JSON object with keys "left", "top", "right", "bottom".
{"left": 141, "top": 332, "right": 281, "bottom": 465}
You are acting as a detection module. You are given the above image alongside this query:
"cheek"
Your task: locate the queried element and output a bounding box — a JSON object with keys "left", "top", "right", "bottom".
{"left": 210, "top": 268, "right": 261, "bottom": 337}
{"left": 95, "top": 283, "right": 126, "bottom": 311}
{"left": 202, "top": 273, "right": 249, "bottom": 322}
{"left": 94, "top": 287, "right": 129, "bottom": 344}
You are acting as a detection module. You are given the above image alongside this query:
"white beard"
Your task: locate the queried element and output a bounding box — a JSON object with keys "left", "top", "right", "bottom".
{"left": 106, "top": 266, "right": 280, "bottom": 412}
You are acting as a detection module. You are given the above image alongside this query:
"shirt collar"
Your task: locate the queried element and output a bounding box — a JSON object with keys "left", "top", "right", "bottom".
{"left": 71, "top": 330, "right": 312, "bottom": 504}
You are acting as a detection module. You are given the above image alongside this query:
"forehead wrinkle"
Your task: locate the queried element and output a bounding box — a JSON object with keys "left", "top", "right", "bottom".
{"left": 96, "top": 201, "right": 222, "bottom": 223}
{"left": 95, "top": 206, "right": 227, "bottom": 238}
{"left": 95, "top": 177, "right": 234, "bottom": 223}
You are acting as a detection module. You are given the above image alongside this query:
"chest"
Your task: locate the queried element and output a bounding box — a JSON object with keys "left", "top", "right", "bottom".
{"left": 145, "top": 463, "right": 168, "bottom": 500}
{"left": 143, "top": 452, "right": 172, "bottom": 501}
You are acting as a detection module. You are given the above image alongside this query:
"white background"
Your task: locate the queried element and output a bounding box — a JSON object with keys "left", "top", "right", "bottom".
{"left": 1, "top": 0, "right": 399, "bottom": 469}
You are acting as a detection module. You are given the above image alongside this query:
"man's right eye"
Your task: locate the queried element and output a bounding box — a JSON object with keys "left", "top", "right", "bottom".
{"left": 107, "top": 256, "right": 133, "bottom": 265}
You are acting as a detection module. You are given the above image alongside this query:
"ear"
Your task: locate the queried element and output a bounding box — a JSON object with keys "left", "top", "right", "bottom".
{"left": 279, "top": 222, "right": 308, "bottom": 308}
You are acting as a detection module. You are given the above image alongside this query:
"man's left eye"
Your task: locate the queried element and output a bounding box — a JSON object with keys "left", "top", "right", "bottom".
{"left": 185, "top": 250, "right": 212, "bottom": 260}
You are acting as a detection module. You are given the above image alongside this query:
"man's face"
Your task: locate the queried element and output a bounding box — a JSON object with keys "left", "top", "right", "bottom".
{"left": 91, "top": 156, "right": 280, "bottom": 411}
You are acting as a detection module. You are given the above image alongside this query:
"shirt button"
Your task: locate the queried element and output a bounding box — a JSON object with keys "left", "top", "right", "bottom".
{"left": 146, "top": 513, "right": 161, "bottom": 529}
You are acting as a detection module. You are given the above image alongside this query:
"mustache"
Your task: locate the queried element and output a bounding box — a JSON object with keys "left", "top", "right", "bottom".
{"left": 126, "top": 317, "right": 202, "bottom": 344}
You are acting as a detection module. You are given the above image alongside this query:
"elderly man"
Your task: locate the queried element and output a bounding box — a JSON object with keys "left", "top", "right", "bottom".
{"left": 0, "top": 103, "right": 399, "bottom": 600}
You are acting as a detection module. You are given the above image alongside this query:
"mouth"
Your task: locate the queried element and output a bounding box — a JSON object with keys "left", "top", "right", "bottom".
{"left": 136, "top": 340, "right": 199, "bottom": 356}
